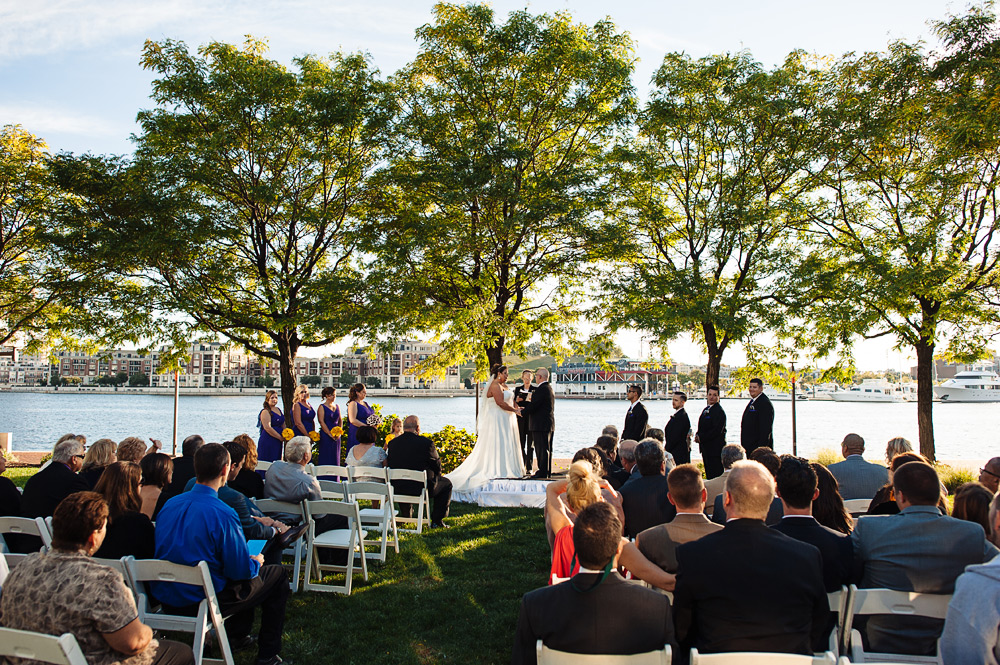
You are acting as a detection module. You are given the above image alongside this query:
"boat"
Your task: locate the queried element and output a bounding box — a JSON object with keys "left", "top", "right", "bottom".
{"left": 809, "top": 383, "right": 842, "bottom": 401}
{"left": 830, "top": 379, "right": 905, "bottom": 403}
{"left": 933, "top": 370, "right": 1000, "bottom": 402}
{"left": 761, "top": 386, "right": 806, "bottom": 401}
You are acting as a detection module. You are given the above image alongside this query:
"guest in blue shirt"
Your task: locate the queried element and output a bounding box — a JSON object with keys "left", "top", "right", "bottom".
{"left": 154, "top": 443, "right": 291, "bottom": 665}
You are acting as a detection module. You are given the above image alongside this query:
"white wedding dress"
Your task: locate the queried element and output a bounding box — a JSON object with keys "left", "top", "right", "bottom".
{"left": 447, "top": 384, "right": 526, "bottom": 492}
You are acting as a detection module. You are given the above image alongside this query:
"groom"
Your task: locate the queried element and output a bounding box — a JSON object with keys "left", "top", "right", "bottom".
{"left": 521, "top": 366, "right": 555, "bottom": 479}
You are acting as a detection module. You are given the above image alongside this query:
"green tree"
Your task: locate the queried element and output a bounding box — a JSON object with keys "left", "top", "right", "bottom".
{"left": 364, "top": 376, "right": 382, "bottom": 389}
{"left": 52, "top": 38, "right": 397, "bottom": 417}
{"left": 221, "top": 377, "right": 234, "bottom": 388}
{"left": 337, "top": 370, "right": 356, "bottom": 388}
{"left": 129, "top": 372, "right": 149, "bottom": 387}
{"left": 601, "top": 51, "right": 826, "bottom": 388}
{"left": 301, "top": 375, "right": 323, "bottom": 387}
{"left": 48, "top": 370, "right": 62, "bottom": 387}
{"left": 807, "top": 23, "right": 1000, "bottom": 461}
{"left": 370, "top": 4, "right": 636, "bottom": 376}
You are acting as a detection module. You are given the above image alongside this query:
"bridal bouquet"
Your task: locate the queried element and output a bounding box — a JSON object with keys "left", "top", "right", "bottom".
{"left": 366, "top": 414, "right": 384, "bottom": 427}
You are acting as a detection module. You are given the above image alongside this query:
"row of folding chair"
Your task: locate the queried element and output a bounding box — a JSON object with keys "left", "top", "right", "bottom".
{"left": 0, "top": 627, "right": 87, "bottom": 665}
{"left": 0, "top": 516, "right": 52, "bottom": 553}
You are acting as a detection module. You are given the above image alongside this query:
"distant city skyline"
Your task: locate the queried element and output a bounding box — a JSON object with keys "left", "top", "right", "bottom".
{"left": 2, "top": 0, "right": 971, "bottom": 370}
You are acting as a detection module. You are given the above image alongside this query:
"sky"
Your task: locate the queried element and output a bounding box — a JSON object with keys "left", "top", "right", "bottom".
{"left": 0, "top": 0, "right": 972, "bottom": 369}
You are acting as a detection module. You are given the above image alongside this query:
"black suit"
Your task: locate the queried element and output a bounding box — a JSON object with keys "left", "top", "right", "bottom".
{"left": 622, "top": 400, "right": 649, "bottom": 442}
{"left": 521, "top": 381, "right": 555, "bottom": 477}
{"left": 21, "top": 461, "right": 90, "bottom": 519}
{"left": 512, "top": 572, "right": 676, "bottom": 665}
{"left": 386, "top": 431, "right": 452, "bottom": 523}
{"left": 673, "top": 519, "right": 828, "bottom": 660}
{"left": 514, "top": 384, "right": 535, "bottom": 470}
{"left": 712, "top": 494, "right": 783, "bottom": 527}
{"left": 740, "top": 394, "right": 774, "bottom": 455}
{"left": 664, "top": 408, "right": 691, "bottom": 465}
{"left": 618, "top": 473, "right": 676, "bottom": 538}
{"left": 161, "top": 456, "right": 196, "bottom": 503}
{"left": 696, "top": 403, "right": 727, "bottom": 479}
{"left": 771, "top": 516, "right": 854, "bottom": 593}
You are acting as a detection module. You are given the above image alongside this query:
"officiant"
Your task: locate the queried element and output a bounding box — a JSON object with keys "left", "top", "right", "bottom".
{"left": 514, "top": 370, "right": 535, "bottom": 472}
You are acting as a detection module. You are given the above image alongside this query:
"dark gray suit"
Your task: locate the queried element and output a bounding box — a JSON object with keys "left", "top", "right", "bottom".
{"left": 852, "top": 506, "right": 1000, "bottom": 655}
{"left": 827, "top": 455, "right": 888, "bottom": 499}
{"left": 619, "top": 473, "right": 676, "bottom": 539}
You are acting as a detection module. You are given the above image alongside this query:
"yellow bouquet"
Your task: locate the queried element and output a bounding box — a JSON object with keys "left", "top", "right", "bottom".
{"left": 281, "top": 428, "right": 295, "bottom": 441}
{"left": 331, "top": 426, "right": 344, "bottom": 438}
{"left": 309, "top": 431, "right": 320, "bottom": 442}
{"left": 385, "top": 433, "right": 395, "bottom": 443}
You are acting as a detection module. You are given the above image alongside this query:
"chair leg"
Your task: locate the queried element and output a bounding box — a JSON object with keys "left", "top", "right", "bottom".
{"left": 192, "top": 602, "right": 210, "bottom": 665}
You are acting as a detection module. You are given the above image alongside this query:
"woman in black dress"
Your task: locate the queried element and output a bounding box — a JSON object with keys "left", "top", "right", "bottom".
{"left": 93, "top": 461, "right": 155, "bottom": 559}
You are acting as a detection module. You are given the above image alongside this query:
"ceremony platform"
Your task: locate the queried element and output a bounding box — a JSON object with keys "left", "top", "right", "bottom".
{"left": 453, "top": 478, "right": 549, "bottom": 508}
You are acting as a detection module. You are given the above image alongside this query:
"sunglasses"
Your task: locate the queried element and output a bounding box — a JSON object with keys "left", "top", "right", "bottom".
{"left": 981, "top": 467, "right": 1000, "bottom": 480}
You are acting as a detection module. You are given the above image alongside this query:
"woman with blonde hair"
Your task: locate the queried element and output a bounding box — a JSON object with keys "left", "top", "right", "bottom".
{"left": 80, "top": 438, "right": 117, "bottom": 488}
{"left": 885, "top": 437, "right": 914, "bottom": 465}
{"left": 228, "top": 433, "right": 265, "bottom": 499}
{"left": 545, "top": 460, "right": 674, "bottom": 591}
{"left": 257, "top": 390, "right": 285, "bottom": 463}
{"left": 291, "top": 384, "right": 316, "bottom": 438}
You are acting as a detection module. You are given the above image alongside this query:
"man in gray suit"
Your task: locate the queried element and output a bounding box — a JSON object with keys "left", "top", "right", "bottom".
{"left": 636, "top": 464, "right": 722, "bottom": 573}
{"left": 827, "top": 433, "right": 887, "bottom": 499}
{"left": 852, "top": 461, "right": 999, "bottom": 656}
{"left": 703, "top": 444, "right": 745, "bottom": 517}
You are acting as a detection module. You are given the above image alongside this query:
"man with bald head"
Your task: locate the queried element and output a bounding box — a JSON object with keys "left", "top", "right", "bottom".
{"left": 979, "top": 457, "right": 1000, "bottom": 494}
{"left": 826, "top": 433, "right": 888, "bottom": 499}
{"left": 673, "top": 460, "right": 827, "bottom": 659}
{"left": 386, "top": 415, "right": 452, "bottom": 528}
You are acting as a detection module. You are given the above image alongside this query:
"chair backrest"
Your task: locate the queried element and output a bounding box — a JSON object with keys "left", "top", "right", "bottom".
{"left": 0, "top": 628, "right": 88, "bottom": 665}
{"left": 0, "top": 516, "right": 52, "bottom": 552}
{"left": 92, "top": 557, "right": 133, "bottom": 589}
{"left": 256, "top": 460, "right": 272, "bottom": 473}
{"left": 842, "top": 498, "right": 872, "bottom": 515}
{"left": 537, "top": 641, "right": 671, "bottom": 664}
{"left": 255, "top": 498, "right": 305, "bottom": 519}
{"left": 690, "top": 649, "right": 836, "bottom": 664}
{"left": 303, "top": 499, "right": 359, "bottom": 522}
{"left": 386, "top": 468, "right": 427, "bottom": 497}
{"left": 312, "top": 465, "right": 350, "bottom": 479}
{"left": 127, "top": 557, "right": 214, "bottom": 589}
{"left": 345, "top": 481, "right": 390, "bottom": 503}
{"left": 846, "top": 585, "right": 951, "bottom": 622}
{"left": 4, "top": 552, "right": 28, "bottom": 570}
{"left": 318, "top": 480, "right": 349, "bottom": 501}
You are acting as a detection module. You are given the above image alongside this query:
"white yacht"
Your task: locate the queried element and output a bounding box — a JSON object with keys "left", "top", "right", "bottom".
{"left": 934, "top": 370, "right": 1000, "bottom": 402}
{"left": 830, "top": 379, "right": 905, "bottom": 403}
{"left": 809, "top": 383, "right": 842, "bottom": 401}
{"left": 761, "top": 386, "right": 806, "bottom": 401}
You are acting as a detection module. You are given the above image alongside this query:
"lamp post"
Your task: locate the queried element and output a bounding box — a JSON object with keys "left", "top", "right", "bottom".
{"left": 790, "top": 361, "right": 797, "bottom": 456}
{"left": 470, "top": 197, "right": 481, "bottom": 429}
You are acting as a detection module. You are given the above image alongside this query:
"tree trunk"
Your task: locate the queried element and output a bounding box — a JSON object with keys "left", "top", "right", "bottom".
{"left": 914, "top": 338, "right": 936, "bottom": 462}
{"left": 486, "top": 336, "right": 505, "bottom": 373}
{"left": 277, "top": 331, "right": 301, "bottom": 419}
{"left": 702, "top": 321, "right": 724, "bottom": 389}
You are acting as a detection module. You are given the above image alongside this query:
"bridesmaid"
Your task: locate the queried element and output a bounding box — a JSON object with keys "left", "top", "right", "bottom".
{"left": 257, "top": 390, "right": 285, "bottom": 463}
{"left": 317, "top": 386, "right": 343, "bottom": 466}
{"left": 292, "top": 384, "right": 317, "bottom": 438}
{"left": 346, "top": 383, "right": 375, "bottom": 457}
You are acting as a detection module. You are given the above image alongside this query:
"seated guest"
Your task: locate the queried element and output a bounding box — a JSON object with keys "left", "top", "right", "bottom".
{"left": 618, "top": 439, "right": 640, "bottom": 482}
{"left": 155, "top": 443, "right": 290, "bottom": 665}
{"left": 636, "top": 463, "right": 722, "bottom": 573}
{"left": 22, "top": 436, "right": 89, "bottom": 519}
{"left": 703, "top": 444, "right": 745, "bottom": 517}
{"left": 673, "top": 461, "right": 828, "bottom": 659}
{"left": 572, "top": 447, "right": 620, "bottom": 496}
{"left": 227, "top": 433, "right": 265, "bottom": 500}
{"left": 597, "top": 428, "right": 620, "bottom": 459}
{"left": 712, "top": 447, "right": 783, "bottom": 525}
{"left": 548, "top": 460, "right": 622, "bottom": 573}
{"left": 1, "top": 491, "right": 194, "bottom": 665}
{"left": 186, "top": 442, "right": 290, "bottom": 547}
{"left": 619, "top": 438, "right": 676, "bottom": 538}
{"left": 812, "top": 462, "right": 854, "bottom": 534}
{"left": 827, "top": 433, "right": 888, "bottom": 499}
{"left": 600, "top": 424, "right": 619, "bottom": 447}
{"left": 265, "top": 437, "right": 346, "bottom": 534}
{"left": 980, "top": 456, "right": 1000, "bottom": 494}
{"left": 116, "top": 437, "right": 151, "bottom": 464}
{"left": 512, "top": 502, "right": 677, "bottom": 665}
{"left": 595, "top": 435, "right": 629, "bottom": 488}
{"left": 953, "top": 482, "right": 994, "bottom": 535}
{"left": 644, "top": 429, "right": 675, "bottom": 470}
{"left": 0, "top": 449, "right": 21, "bottom": 517}
{"left": 772, "top": 455, "right": 853, "bottom": 592}
{"left": 158, "top": 435, "right": 205, "bottom": 508}
{"left": 139, "top": 453, "right": 172, "bottom": 519}
{"left": 940, "top": 491, "right": 1000, "bottom": 665}
{"left": 884, "top": 436, "right": 913, "bottom": 465}
{"left": 386, "top": 415, "right": 453, "bottom": 528}
{"left": 345, "top": 425, "right": 387, "bottom": 482}
{"left": 93, "top": 461, "right": 155, "bottom": 560}
{"left": 866, "top": 451, "right": 948, "bottom": 516}
{"left": 852, "top": 460, "right": 999, "bottom": 656}
{"left": 80, "top": 438, "right": 117, "bottom": 488}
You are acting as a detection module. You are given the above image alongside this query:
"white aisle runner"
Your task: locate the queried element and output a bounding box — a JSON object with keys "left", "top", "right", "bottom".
{"left": 452, "top": 478, "right": 547, "bottom": 508}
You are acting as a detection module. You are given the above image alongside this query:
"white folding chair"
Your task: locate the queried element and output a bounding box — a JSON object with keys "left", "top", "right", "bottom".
{"left": 4, "top": 552, "right": 28, "bottom": 570}
{"left": 254, "top": 498, "right": 307, "bottom": 592}
{"left": 537, "top": 640, "right": 672, "bottom": 664}
{"left": 843, "top": 585, "right": 950, "bottom": 664}
{"left": 825, "top": 585, "right": 852, "bottom": 657}
{"left": 302, "top": 499, "right": 368, "bottom": 594}
{"left": 255, "top": 460, "right": 272, "bottom": 473}
{"left": 387, "top": 468, "right": 430, "bottom": 533}
{"left": 0, "top": 516, "right": 52, "bottom": 553}
{"left": 843, "top": 498, "right": 872, "bottom": 516}
{"left": 318, "top": 480, "right": 349, "bottom": 501}
{"left": 690, "top": 650, "right": 835, "bottom": 664}
{"left": 91, "top": 556, "right": 137, "bottom": 601}
{"left": 0, "top": 628, "right": 88, "bottom": 665}
{"left": 311, "top": 464, "right": 351, "bottom": 480}
{"left": 345, "top": 480, "right": 399, "bottom": 562}
{"left": 125, "top": 557, "right": 234, "bottom": 665}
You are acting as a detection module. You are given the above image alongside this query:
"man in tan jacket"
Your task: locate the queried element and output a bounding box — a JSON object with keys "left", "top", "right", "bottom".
{"left": 703, "top": 444, "right": 745, "bottom": 516}
{"left": 636, "top": 463, "right": 723, "bottom": 573}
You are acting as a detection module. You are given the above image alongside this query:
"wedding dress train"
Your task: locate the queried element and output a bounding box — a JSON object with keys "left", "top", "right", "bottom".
{"left": 447, "top": 386, "right": 526, "bottom": 492}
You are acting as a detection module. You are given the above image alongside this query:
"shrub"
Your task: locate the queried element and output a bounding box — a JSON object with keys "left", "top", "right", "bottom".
{"left": 39, "top": 453, "right": 52, "bottom": 465}
{"left": 936, "top": 464, "right": 976, "bottom": 495}
{"left": 429, "top": 425, "right": 476, "bottom": 473}
{"left": 813, "top": 448, "right": 841, "bottom": 467}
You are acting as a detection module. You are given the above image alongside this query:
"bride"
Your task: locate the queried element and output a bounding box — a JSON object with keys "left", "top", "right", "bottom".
{"left": 447, "top": 363, "right": 526, "bottom": 492}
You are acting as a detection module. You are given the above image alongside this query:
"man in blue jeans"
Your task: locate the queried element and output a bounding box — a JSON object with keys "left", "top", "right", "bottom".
{"left": 154, "top": 443, "right": 291, "bottom": 665}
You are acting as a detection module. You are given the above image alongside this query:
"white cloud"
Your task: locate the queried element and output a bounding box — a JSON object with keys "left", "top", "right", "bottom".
{"left": 0, "top": 104, "right": 120, "bottom": 138}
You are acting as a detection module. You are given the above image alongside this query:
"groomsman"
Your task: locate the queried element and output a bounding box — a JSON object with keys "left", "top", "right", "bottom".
{"left": 741, "top": 378, "right": 774, "bottom": 456}
{"left": 696, "top": 385, "right": 727, "bottom": 479}
{"left": 622, "top": 384, "right": 649, "bottom": 443}
{"left": 664, "top": 391, "right": 692, "bottom": 465}
{"left": 522, "top": 367, "right": 555, "bottom": 478}
{"left": 514, "top": 370, "right": 535, "bottom": 472}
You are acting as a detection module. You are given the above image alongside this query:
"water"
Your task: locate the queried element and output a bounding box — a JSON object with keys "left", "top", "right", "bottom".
{"left": 1, "top": 392, "right": 996, "bottom": 461}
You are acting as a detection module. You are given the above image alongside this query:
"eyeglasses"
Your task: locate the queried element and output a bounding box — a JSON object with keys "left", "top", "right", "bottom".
{"left": 980, "top": 467, "right": 1000, "bottom": 480}
{"left": 74, "top": 454, "right": 85, "bottom": 460}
